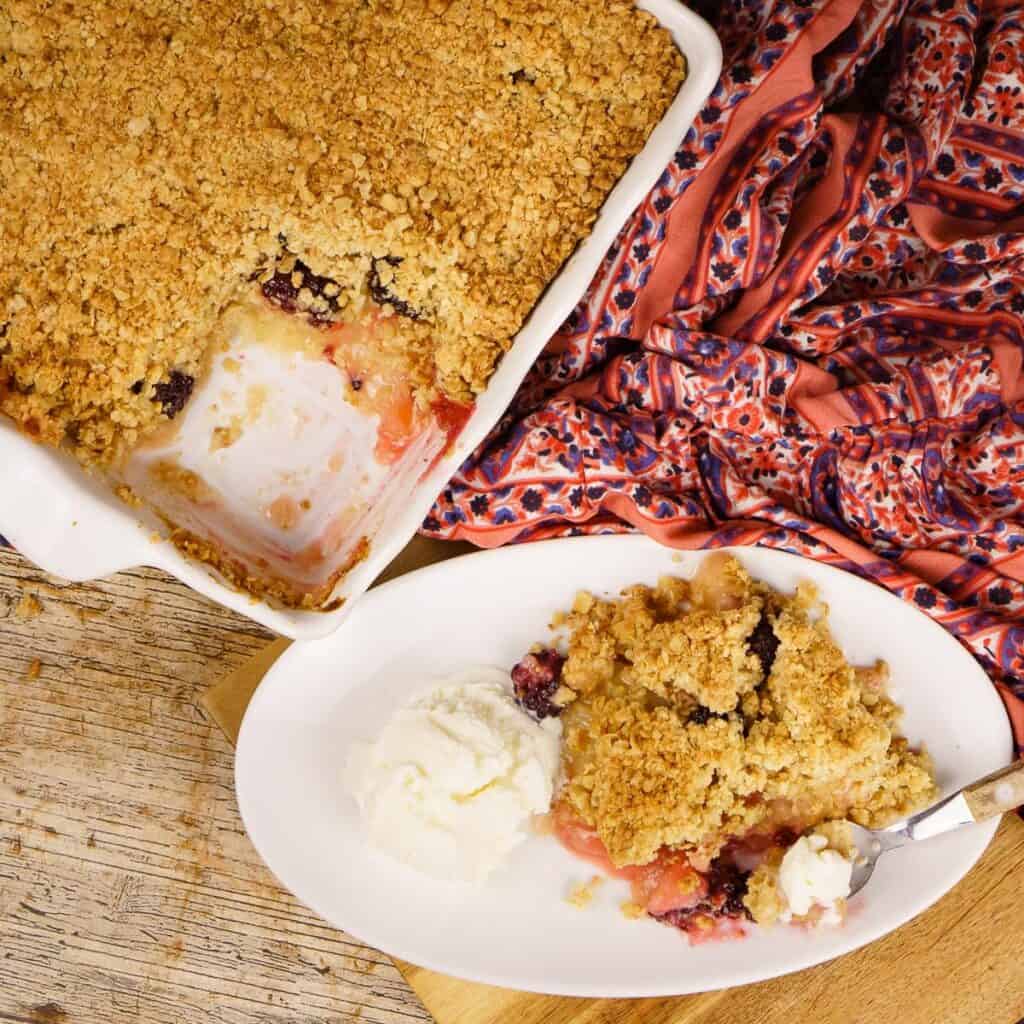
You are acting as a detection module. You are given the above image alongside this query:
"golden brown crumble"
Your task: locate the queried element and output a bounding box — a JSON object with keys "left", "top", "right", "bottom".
{"left": 550, "top": 555, "right": 936, "bottom": 869}
{"left": 742, "top": 847, "right": 787, "bottom": 926}
{"left": 565, "top": 875, "right": 604, "bottom": 909}
{"left": 168, "top": 529, "right": 368, "bottom": 611}
{"left": 808, "top": 819, "right": 856, "bottom": 859}
{"left": 0, "top": 0, "right": 684, "bottom": 466}
{"left": 113, "top": 483, "right": 144, "bottom": 509}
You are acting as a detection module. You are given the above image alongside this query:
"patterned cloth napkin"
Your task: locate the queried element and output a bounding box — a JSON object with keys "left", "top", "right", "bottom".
{"left": 424, "top": 0, "right": 1024, "bottom": 748}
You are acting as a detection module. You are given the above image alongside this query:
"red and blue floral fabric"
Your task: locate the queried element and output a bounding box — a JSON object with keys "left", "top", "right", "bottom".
{"left": 424, "top": 0, "right": 1024, "bottom": 747}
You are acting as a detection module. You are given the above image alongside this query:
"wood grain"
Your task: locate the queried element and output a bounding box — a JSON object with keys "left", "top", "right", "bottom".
{"left": 963, "top": 761, "right": 1024, "bottom": 822}
{"left": 0, "top": 546, "right": 431, "bottom": 1024}
{"left": 4, "top": 538, "right": 1024, "bottom": 1024}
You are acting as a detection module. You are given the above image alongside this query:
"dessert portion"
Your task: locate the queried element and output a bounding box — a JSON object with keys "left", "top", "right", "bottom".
{"left": 0, "top": 0, "right": 684, "bottom": 607}
{"left": 345, "top": 668, "right": 562, "bottom": 882}
{"left": 512, "top": 554, "right": 936, "bottom": 942}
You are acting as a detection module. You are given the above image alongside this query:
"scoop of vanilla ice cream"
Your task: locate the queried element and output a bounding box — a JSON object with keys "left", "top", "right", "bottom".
{"left": 778, "top": 834, "right": 852, "bottom": 920}
{"left": 345, "top": 668, "right": 562, "bottom": 883}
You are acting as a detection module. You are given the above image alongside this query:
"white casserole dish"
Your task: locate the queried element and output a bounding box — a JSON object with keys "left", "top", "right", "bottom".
{"left": 0, "top": 2, "right": 722, "bottom": 639}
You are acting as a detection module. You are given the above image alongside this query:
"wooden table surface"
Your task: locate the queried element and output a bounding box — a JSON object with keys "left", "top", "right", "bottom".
{"left": 2, "top": 541, "right": 1024, "bottom": 1024}
{"left": 0, "top": 546, "right": 429, "bottom": 1024}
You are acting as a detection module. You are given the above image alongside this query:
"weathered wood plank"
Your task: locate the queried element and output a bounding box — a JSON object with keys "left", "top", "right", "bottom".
{"left": 0, "top": 547, "right": 430, "bottom": 1024}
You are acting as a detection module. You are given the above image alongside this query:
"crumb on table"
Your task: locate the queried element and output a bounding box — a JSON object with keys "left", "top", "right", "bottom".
{"left": 15, "top": 593, "right": 43, "bottom": 621}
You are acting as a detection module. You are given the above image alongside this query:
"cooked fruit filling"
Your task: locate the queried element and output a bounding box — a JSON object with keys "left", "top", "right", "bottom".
{"left": 512, "top": 649, "right": 567, "bottom": 720}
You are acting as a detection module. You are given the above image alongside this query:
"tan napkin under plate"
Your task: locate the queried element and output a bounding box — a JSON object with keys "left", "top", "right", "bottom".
{"left": 202, "top": 637, "right": 289, "bottom": 743}
{"left": 201, "top": 536, "right": 472, "bottom": 740}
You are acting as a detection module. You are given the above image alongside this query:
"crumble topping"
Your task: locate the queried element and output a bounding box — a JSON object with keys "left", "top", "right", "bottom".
{"left": 0, "top": 0, "right": 684, "bottom": 465}
{"left": 168, "top": 529, "right": 369, "bottom": 611}
{"left": 543, "top": 555, "right": 936, "bottom": 869}
{"left": 742, "top": 848, "right": 787, "bottom": 926}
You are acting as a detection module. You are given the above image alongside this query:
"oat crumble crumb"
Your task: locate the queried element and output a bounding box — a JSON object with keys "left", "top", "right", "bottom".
{"left": 115, "top": 485, "right": 144, "bottom": 509}
{"left": 566, "top": 876, "right": 604, "bottom": 909}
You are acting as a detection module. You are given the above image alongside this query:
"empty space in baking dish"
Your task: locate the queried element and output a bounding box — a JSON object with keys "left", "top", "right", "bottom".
{"left": 118, "top": 304, "right": 456, "bottom": 608}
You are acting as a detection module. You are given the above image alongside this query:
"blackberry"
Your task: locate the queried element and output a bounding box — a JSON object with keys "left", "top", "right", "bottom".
{"left": 705, "top": 859, "right": 750, "bottom": 917}
{"left": 510, "top": 648, "right": 565, "bottom": 719}
{"left": 153, "top": 371, "right": 195, "bottom": 419}
{"left": 773, "top": 826, "right": 798, "bottom": 848}
{"left": 747, "top": 612, "right": 779, "bottom": 677}
{"left": 367, "top": 257, "right": 420, "bottom": 319}
{"left": 259, "top": 254, "right": 343, "bottom": 325}
{"left": 688, "top": 705, "right": 727, "bottom": 726}
{"left": 652, "top": 857, "right": 752, "bottom": 935}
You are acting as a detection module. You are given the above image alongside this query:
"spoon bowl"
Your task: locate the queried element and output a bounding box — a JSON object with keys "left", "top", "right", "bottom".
{"left": 846, "top": 761, "right": 1024, "bottom": 899}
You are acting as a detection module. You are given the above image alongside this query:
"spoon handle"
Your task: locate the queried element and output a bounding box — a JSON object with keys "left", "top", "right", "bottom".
{"left": 962, "top": 760, "right": 1024, "bottom": 822}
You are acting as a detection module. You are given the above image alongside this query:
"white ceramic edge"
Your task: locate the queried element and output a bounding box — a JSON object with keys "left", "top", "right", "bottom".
{"left": 0, "top": 3, "right": 722, "bottom": 639}
{"left": 234, "top": 537, "right": 1014, "bottom": 997}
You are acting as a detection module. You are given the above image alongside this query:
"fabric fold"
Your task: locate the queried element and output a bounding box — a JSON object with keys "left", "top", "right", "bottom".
{"left": 426, "top": 0, "right": 1024, "bottom": 746}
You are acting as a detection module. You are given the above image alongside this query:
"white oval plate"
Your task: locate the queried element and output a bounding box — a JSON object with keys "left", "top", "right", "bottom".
{"left": 235, "top": 535, "right": 1012, "bottom": 997}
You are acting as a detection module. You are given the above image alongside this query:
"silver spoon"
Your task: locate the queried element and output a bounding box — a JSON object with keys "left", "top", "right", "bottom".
{"left": 848, "top": 759, "right": 1024, "bottom": 897}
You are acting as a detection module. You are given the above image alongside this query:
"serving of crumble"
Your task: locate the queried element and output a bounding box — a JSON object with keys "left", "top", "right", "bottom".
{"left": 512, "top": 553, "right": 937, "bottom": 941}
